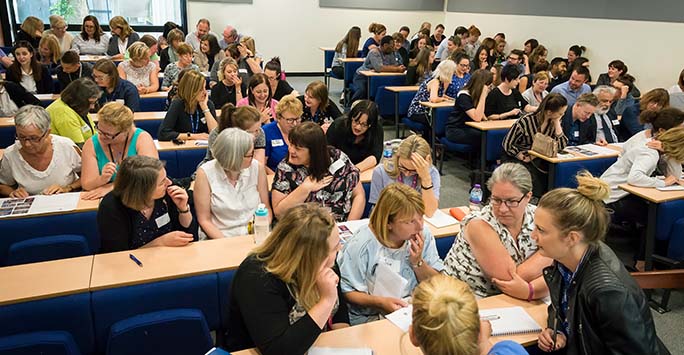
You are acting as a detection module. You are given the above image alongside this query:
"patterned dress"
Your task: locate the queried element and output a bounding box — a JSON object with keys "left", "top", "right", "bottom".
{"left": 443, "top": 204, "right": 538, "bottom": 298}
{"left": 272, "top": 147, "right": 359, "bottom": 222}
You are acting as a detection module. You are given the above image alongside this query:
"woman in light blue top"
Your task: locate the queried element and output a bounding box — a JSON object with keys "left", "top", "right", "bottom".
{"left": 369, "top": 135, "right": 440, "bottom": 217}
{"left": 81, "top": 102, "right": 158, "bottom": 200}
{"left": 338, "top": 183, "right": 444, "bottom": 325}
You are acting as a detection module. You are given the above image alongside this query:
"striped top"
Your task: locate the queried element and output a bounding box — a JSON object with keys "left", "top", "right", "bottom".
{"left": 71, "top": 34, "right": 111, "bottom": 55}
{"left": 502, "top": 113, "right": 568, "bottom": 158}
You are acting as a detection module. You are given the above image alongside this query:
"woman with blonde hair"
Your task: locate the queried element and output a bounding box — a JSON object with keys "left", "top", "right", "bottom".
{"left": 81, "top": 102, "right": 158, "bottom": 200}
{"left": 107, "top": 16, "right": 140, "bottom": 60}
{"left": 44, "top": 15, "right": 73, "bottom": 55}
{"left": 210, "top": 57, "right": 246, "bottom": 108}
{"left": 98, "top": 155, "right": 194, "bottom": 253}
{"left": 225, "top": 203, "right": 349, "bottom": 354}
{"left": 362, "top": 22, "right": 387, "bottom": 57}
{"left": 14, "top": 16, "right": 43, "bottom": 49}
{"left": 38, "top": 34, "right": 62, "bottom": 73}
{"left": 521, "top": 71, "right": 550, "bottom": 108}
{"left": 533, "top": 172, "right": 666, "bottom": 354}
{"left": 263, "top": 95, "right": 303, "bottom": 172}
{"left": 159, "top": 69, "right": 217, "bottom": 141}
{"left": 338, "top": 183, "right": 443, "bottom": 325}
{"left": 408, "top": 274, "right": 528, "bottom": 355}
{"left": 117, "top": 41, "right": 159, "bottom": 95}
{"left": 369, "top": 135, "right": 440, "bottom": 217}
{"left": 162, "top": 42, "right": 200, "bottom": 90}
{"left": 238, "top": 36, "right": 263, "bottom": 77}
{"left": 407, "top": 59, "right": 458, "bottom": 142}
{"left": 159, "top": 28, "right": 185, "bottom": 71}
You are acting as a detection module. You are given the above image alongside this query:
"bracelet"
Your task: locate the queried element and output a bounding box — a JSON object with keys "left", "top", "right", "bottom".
{"left": 178, "top": 205, "right": 190, "bottom": 214}
{"left": 526, "top": 281, "right": 534, "bottom": 301}
{"left": 202, "top": 108, "right": 210, "bottom": 114}
{"left": 411, "top": 259, "right": 424, "bottom": 269}
{"left": 421, "top": 184, "right": 433, "bottom": 190}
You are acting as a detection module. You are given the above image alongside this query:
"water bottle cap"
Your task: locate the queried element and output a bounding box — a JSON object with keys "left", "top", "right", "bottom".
{"left": 255, "top": 203, "right": 268, "bottom": 216}
{"left": 474, "top": 184, "right": 481, "bottom": 188}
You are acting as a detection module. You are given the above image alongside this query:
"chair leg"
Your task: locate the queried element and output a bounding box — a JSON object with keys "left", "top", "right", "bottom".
{"left": 437, "top": 144, "right": 445, "bottom": 174}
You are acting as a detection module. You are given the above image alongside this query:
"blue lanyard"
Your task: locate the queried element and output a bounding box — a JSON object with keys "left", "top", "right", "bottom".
{"left": 190, "top": 110, "right": 200, "bottom": 133}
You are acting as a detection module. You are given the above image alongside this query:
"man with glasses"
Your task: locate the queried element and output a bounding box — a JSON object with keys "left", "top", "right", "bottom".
{"left": 501, "top": 49, "right": 529, "bottom": 77}
{"left": 444, "top": 162, "right": 551, "bottom": 300}
{"left": 219, "top": 25, "right": 242, "bottom": 49}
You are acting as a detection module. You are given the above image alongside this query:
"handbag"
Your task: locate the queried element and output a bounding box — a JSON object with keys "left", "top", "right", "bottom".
{"left": 531, "top": 132, "right": 558, "bottom": 158}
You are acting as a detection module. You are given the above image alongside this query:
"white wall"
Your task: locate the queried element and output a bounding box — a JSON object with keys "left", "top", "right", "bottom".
{"left": 444, "top": 12, "right": 684, "bottom": 92}
{"left": 187, "top": 0, "right": 444, "bottom": 72}
{"left": 187, "top": 1, "right": 684, "bottom": 91}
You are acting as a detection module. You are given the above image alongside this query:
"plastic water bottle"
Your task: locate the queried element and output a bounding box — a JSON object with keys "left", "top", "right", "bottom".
{"left": 469, "top": 184, "right": 483, "bottom": 212}
{"left": 383, "top": 142, "right": 395, "bottom": 171}
{"left": 253, "top": 204, "right": 269, "bottom": 244}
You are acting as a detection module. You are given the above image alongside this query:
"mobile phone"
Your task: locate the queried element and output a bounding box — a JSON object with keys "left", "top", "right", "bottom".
{"left": 172, "top": 138, "right": 185, "bottom": 145}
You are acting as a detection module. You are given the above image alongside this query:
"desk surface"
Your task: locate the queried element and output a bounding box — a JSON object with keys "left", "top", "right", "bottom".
{"left": 319, "top": 47, "right": 335, "bottom": 51}
{"left": 35, "top": 91, "right": 168, "bottom": 101}
{"left": 466, "top": 119, "right": 517, "bottom": 131}
{"left": 419, "top": 100, "right": 454, "bottom": 108}
{"left": 156, "top": 140, "right": 208, "bottom": 151}
{"left": 359, "top": 70, "right": 406, "bottom": 77}
{"left": 527, "top": 144, "right": 621, "bottom": 163}
{"left": 90, "top": 236, "right": 257, "bottom": 291}
{"left": 339, "top": 58, "right": 365, "bottom": 63}
{"left": 0, "top": 192, "right": 99, "bottom": 220}
{"left": 0, "top": 255, "right": 94, "bottom": 306}
{"left": 618, "top": 184, "right": 684, "bottom": 203}
{"left": 232, "top": 293, "right": 546, "bottom": 355}
{"left": 79, "top": 55, "right": 122, "bottom": 62}
{"left": 384, "top": 86, "right": 419, "bottom": 92}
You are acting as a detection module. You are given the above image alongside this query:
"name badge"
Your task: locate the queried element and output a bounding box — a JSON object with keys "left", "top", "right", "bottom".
{"left": 612, "top": 119, "right": 620, "bottom": 126}
{"left": 238, "top": 68, "right": 248, "bottom": 74}
{"left": 573, "top": 131, "right": 580, "bottom": 138}
{"left": 271, "top": 139, "right": 284, "bottom": 147}
{"left": 82, "top": 124, "right": 91, "bottom": 133}
{"left": 329, "top": 158, "right": 345, "bottom": 175}
{"left": 155, "top": 213, "right": 171, "bottom": 229}
{"left": 200, "top": 116, "right": 207, "bottom": 124}
{"left": 380, "top": 256, "right": 401, "bottom": 274}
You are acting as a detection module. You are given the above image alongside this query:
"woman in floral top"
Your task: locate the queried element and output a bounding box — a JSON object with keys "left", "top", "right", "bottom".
{"left": 443, "top": 163, "right": 551, "bottom": 299}
{"left": 271, "top": 122, "right": 365, "bottom": 222}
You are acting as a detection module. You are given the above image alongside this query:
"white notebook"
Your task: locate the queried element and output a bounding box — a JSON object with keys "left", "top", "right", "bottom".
{"left": 479, "top": 306, "right": 542, "bottom": 336}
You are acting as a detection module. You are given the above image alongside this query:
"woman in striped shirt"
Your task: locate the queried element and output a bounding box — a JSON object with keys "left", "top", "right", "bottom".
{"left": 502, "top": 93, "right": 568, "bottom": 197}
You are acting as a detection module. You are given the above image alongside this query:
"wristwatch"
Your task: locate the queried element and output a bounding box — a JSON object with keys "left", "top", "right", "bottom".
{"left": 411, "top": 259, "right": 424, "bottom": 269}
{"left": 178, "top": 205, "right": 190, "bottom": 214}
{"left": 186, "top": 132, "right": 191, "bottom": 139}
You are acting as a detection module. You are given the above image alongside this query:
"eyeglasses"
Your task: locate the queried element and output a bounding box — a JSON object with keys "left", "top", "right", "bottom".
{"left": 508, "top": 56, "right": 520, "bottom": 61}
{"left": 96, "top": 124, "right": 123, "bottom": 140}
{"left": 398, "top": 164, "right": 416, "bottom": 174}
{"left": 281, "top": 116, "right": 301, "bottom": 124}
{"left": 351, "top": 118, "right": 370, "bottom": 129}
{"left": 244, "top": 153, "right": 254, "bottom": 159}
{"left": 458, "top": 63, "right": 471, "bottom": 68}
{"left": 489, "top": 195, "right": 526, "bottom": 208}
{"left": 16, "top": 131, "right": 48, "bottom": 144}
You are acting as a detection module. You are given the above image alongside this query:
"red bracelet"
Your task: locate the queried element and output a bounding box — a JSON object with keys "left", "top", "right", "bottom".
{"left": 527, "top": 282, "right": 534, "bottom": 301}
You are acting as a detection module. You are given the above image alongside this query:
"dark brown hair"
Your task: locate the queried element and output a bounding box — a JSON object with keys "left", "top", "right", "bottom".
{"left": 8, "top": 41, "right": 42, "bottom": 83}
{"left": 93, "top": 59, "right": 119, "bottom": 90}
{"left": 81, "top": 15, "right": 104, "bottom": 42}
{"left": 288, "top": 122, "right": 331, "bottom": 180}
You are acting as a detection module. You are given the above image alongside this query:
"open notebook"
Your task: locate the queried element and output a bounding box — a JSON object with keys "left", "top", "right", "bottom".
{"left": 479, "top": 306, "right": 542, "bottom": 336}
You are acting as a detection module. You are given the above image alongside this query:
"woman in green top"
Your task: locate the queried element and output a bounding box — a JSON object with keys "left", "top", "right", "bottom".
{"left": 46, "top": 78, "right": 101, "bottom": 146}
{"left": 80, "top": 102, "right": 158, "bottom": 200}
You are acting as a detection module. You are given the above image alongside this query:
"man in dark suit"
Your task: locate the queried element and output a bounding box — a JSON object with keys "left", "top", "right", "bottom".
{"left": 561, "top": 93, "right": 599, "bottom": 146}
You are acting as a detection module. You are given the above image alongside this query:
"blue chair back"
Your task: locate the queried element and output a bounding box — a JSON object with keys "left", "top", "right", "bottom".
{"left": 7, "top": 235, "right": 90, "bottom": 266}
{"left": 666, "top": 218, "right": 684, "bottom": 261}
{"left": 176, "top": 149, "right": 207, "bottom": 178}
{"left": 106, "top": 309, "right": 212, "bottom": 355}
{"left": 553, "top": 157, "right": 617, "bottom": 189}
{"left": 139, "top": 98, "right": 166, "bottom": 112}
{"left": 218, "top": 270, "right": 236, "bottom": 331}
{"left": 435, "top": 235, "right": 456, "bottom": 260}
{"left": 323, "top": 50, "right": 335, "bottom": 71}
{"left": 486, "top": 129, "right": 509, "bottom": 162}
{"left": 159, "top": 150, "right": 179, "bottom": 179}
{"left": 433, "top": 106, "right": 453, "bottom": 138}
{"left": 343, "top": 61, "right": 363, "bottom": 88}
{"left": 0, "top": 331, "right": 81, "bottom": 355}
{"left": 134, "top": 120, "right": 162, "bottom": 140}
{"left": 0, "top": 126, "right": 16, "bottom": 148}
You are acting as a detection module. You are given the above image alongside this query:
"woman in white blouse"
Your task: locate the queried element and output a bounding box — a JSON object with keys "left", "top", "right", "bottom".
{"left": 117, "top": 41, "right": 159, "bottom": 95}
{"left": 0, "top": 105, "right": 81, "bottom": 197}
{"left": 71, "top": 15, "right": 110, "bottom": 56}
{"left": 194, "top": 128, "right": 271, "bottom": 239}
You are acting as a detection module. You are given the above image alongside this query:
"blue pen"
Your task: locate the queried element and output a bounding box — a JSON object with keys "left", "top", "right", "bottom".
{"left": 129, "top": 254, "right": 143, "bottom": 267}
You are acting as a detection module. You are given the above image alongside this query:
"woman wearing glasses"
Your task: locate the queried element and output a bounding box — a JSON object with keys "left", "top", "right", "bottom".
{"left": 263, "top": 95, "right": 303, "bottom": 173}
{"left": 369, "top": 135, "right": 440, "bottom": 217}
{"left": 80, "top": 102, "right": 158, "bottom": 200}
{"left": 338, "top": 183, "right": 443, "bottom": 325}
{"left": 326, "top": 100, "right": 382, "bottom": 173}
{"left": 443, "top": 163, "right": 551, "bottom": 300}
{"left": 92, "top": 59, "right": 141, "bottom": 112}
{"left": 0, "top": 105, "right": 81, "bottom": 197}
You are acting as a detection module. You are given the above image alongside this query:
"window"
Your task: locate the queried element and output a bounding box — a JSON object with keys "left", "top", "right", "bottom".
{"left": 10, "top": 0, "right": 185, "bottom": 31}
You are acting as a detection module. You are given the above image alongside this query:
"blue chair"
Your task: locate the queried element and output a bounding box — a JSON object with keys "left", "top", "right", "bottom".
{"left": 176, "top": 149, "right": 207, "bottom": 178}
{"left": 6, "top": 234, "right": 90, "bottom": 266}
{"left": 159, "top": 150, "right": 179, "bottom": 179}
{"left": 435, "top": 235, "right": 456, "bottom": 260}
{"left": 0, "top": 331, "right": 81, "bottom": 355}
{"left": 217, "top": 270, "right": 236, "bottom": 334}
{"left": 0, "top": 126, "right": 16, "bottom": 148}
{"left": 0, "top": 293, "right": 95, "bottom": 355}
{"left": 134, "top": 120, "right": 162, "bottom": 140}
{"left": 362, "top": 182, "right": 372, "bottom": 219}
{"left": 656, "top": 200, "right": 684, "bottom": 261}
{"left": 322, "top": 49, "right": 335, "bottom": 87}
{"left": 401, "top": 117, "right": 427, "bottom": 137}
{"left": 553, "top": 157, "right": 617, "bottom": 189}
{"left": 106, "top": 309, "right": 212, "bottom": 355}
{"left": 666, "top": 218, "right": 684, "bottom": 261}
{"left": 434, "top": 107, "right": 473, "bottom": 172}
{"left": 139, "top": 98, "right": 166, "bottom": 112}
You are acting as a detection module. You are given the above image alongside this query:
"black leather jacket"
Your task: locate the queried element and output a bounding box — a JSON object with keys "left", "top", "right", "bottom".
{"left": 543, "top": 242, "right": 667, "bottom": 355}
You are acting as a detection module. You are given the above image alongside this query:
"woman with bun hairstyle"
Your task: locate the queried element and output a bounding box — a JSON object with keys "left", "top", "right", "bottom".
{"left": 623, "top": 107, "right": 684, "bottom": 153}
{"left": 264, "top": 57, "right": 297, "bottom": 100}
{"left": 533, "top": 172, "right": 666, "bottom": 354}
{"left": 361, "top": 23, "right": 386, "bottom": 57}
{"left": 566, "top": 45, "right": 585, "bottom": 68}
{"left": 408, "top": 274, "right": 528, "bottom": 355}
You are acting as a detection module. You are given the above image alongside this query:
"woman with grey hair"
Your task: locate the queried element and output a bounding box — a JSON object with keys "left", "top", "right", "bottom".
{"left": 0, "top": 105, "right": 82, "bottom": 197}
{"left": 443, "top": 162, "right": 551, "bottom": 299}
{"left": 194, "top": 127, "right": 271, "bottom": 239}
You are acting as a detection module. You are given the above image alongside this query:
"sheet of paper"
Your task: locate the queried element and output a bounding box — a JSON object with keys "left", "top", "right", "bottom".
{"left": 153, "top": 139, "right": 161, "bottom": 149}
{"left": 575, "top": 144, "right": 619, "bottom": 156}
{"left": 194, "top": 140, "right": 209, "bottom": 146}
{"left": 337, "top": 219, "right": 369, "bottom": 235}
{"left": 656, "top": 185, "right": 684, "bottom": 191}
{"left": 308, "top": 347, "right": 373, "bottom": 355}
{"left": 424, "top": 209, "right": 458, "bottom": 228}
{"left": 0, "top": 192, "right": 80, "bottom": 218}
{"left": 386, "top": 305, "right": 413, "bottom": 332}
{"left": 371, "top": 263, "right": 408, "bottom": 299}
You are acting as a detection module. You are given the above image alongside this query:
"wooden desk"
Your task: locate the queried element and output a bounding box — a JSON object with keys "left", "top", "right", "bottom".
{"left": 0, "top": 255, "right": 94, "bottom": 306}
{"left": 427, "top": 207, "right": 463, "bottom": 238}
{"left": 35, "top": 91, "right": 168, "bottom": 103}
{"left": 0, "top": 192, "right": 99, "bottom": 221}
{"left": 90, "top": 236, "right": 257, "bottom": 291}
{"left": 527, "top": 145, "right": 621, "bottom": 190}
{"left": 466, "top": 119, "right": 517, "bottom": 183}
{"left": 619, "top": 184, "right": 684, "bottom": 270}
{"left": 420, "top": 100, "right": 454, "bottom": 160}
{"left": 339, "top": 58, "right": 365, "bottom": 63}
{"left": 385, "top": 86, "right": 419, "bottom": 138}
{"left": 156, "top": 140, "right": 208, "bottom": 152}
{"left": 79, "top": 55, "right": 122, "bottom": 62}
{"left": 233, "top": 293, "right": 545, "bottom": 355}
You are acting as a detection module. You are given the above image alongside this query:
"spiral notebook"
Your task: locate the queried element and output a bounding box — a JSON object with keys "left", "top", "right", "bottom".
{"left": 479, "top": 306, "right": 542, "bottom": 336}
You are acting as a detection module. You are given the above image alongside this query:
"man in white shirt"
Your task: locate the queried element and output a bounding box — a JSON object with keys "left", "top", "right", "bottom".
{"left": 593, "top": 86, "right": 620, "bottom": 145}
{"left": 185, "top": 18, "right": 218, "bottom": 51}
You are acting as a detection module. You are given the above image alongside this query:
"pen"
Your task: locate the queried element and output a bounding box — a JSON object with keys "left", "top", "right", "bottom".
{"left": 480, "top": 315, "right": 500, "bottom": 321}
{"left": 129, "top": 253, "right": 143, "bottom": 267}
